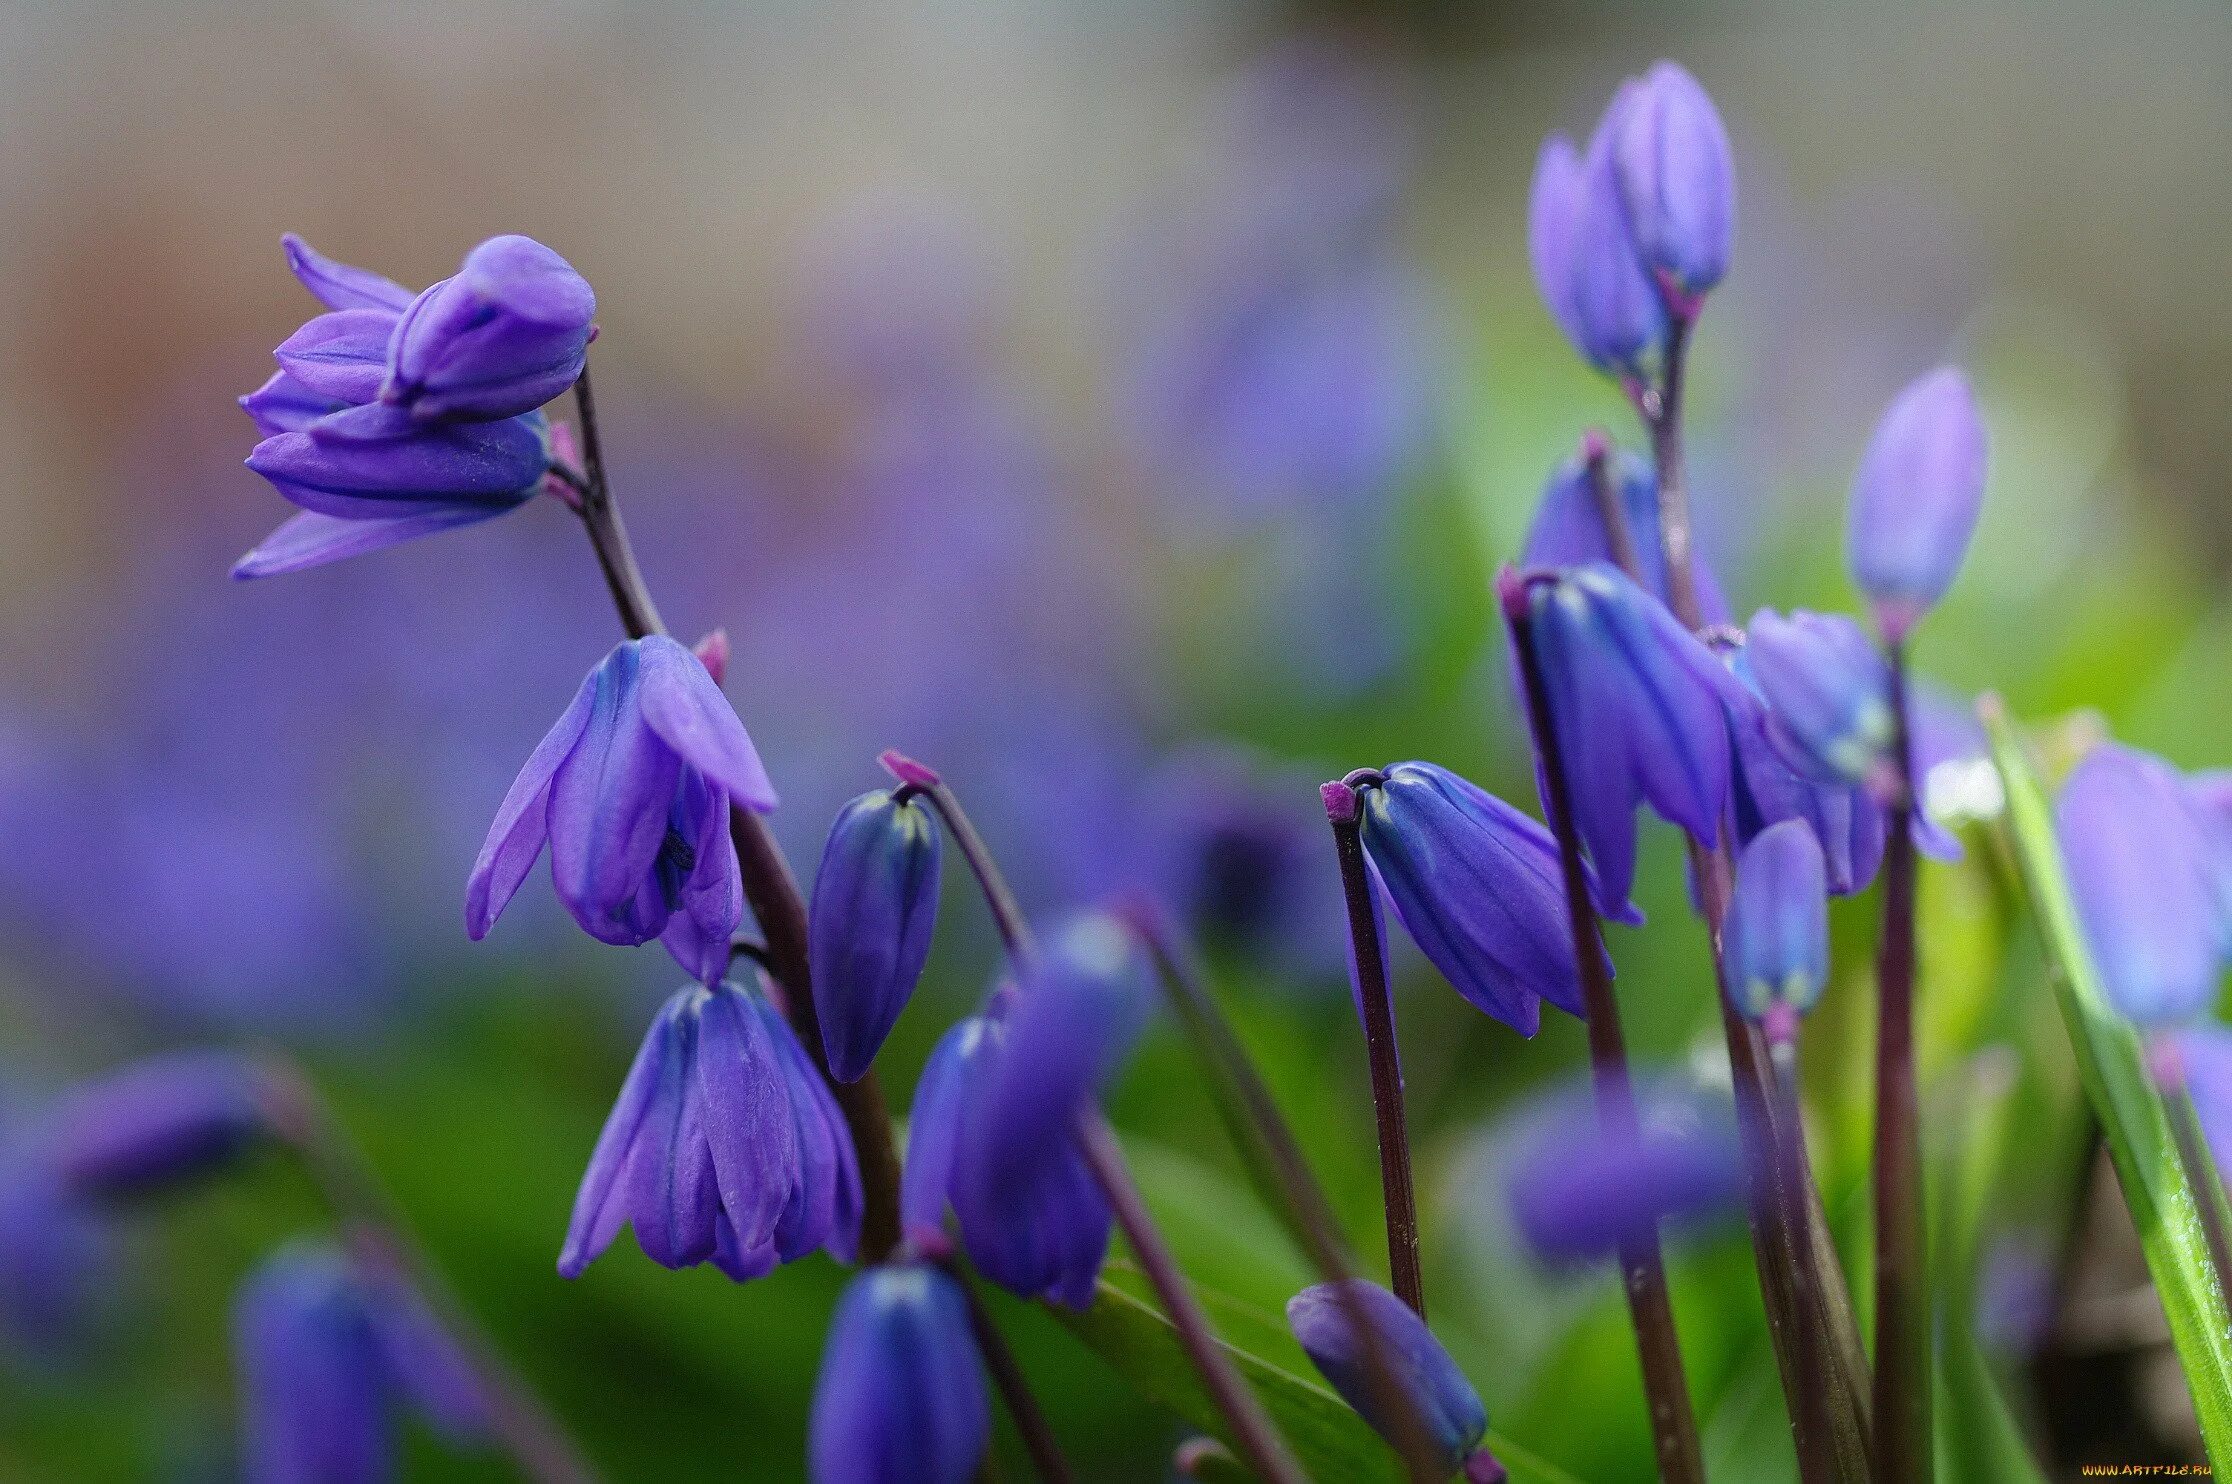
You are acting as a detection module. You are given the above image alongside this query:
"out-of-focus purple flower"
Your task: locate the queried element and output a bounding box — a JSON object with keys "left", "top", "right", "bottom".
{"left": 1529, "top": 85, "right": 1666, "bottom": 373}
{"left": 2174, "top": 1024, "right": 2232, "bottom": 1172}
{"left": 1974, "top": 1235, "right": 2057, "bottom": 1356}
{"left": 0, "top": 1152, "right": 109, "bottom": 1364}
{"left": 1611, "top": 62, "right": 1736, "bottom": 309}
{"left": 1352, "top": 761, "right": 1633, "bottom": 1036}
{"left": 234, "top": 1243, "right": 488, "bottom": 1484}
{"left": 1505, "top": 1083, "right": 1743, "bottom": 1263}
{"left": 2187, "top": 771, "right": 2232, "bottom": 922}
{"left": 902, "top": 1004, "right": 1111, "bottom": 1309}
{"left": 1509, "top": 563, "right": 1743, "bottom": 912}
{"left": 809, "top": 1262, "right": 988, "bottom": 1484}
{"left": 1724, "top": 821, "right": 1830, "bottom": 1035}
{"left": 466, "top": 635, "right": 774, "bottom": 984}
{"left": 1846, "top": 367, "right": 1988, "bottom": 639}
{"left": 560, "top": 977, "right": 860, "bottom": 1281}
{"left": 809, "top": 787, "right": 943, "bottom": 1082}
{"left": 1522, "top": 441, "right": 1730, "bottom": 622}
{"left": 383, "top": 235, "right": 596, "bottom": 423}
{"left": 1740, "top": 609, "right": 1894, "bottom": 787}
{"left": 1286, "top": 1279, "right": 1488, "bottom": 1473}
{"left": 46, "top": 1051, "right": 272, "bottom": 1202}
{"left": 2056, "top": 743, "right": 2228, "bottom": 1025}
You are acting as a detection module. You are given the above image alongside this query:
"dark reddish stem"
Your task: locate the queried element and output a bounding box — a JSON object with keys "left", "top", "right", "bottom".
{"left": 944, "top": 1258, "right": 1074, "bottom": 1484}
{"left": 883, "top": 750, "right": 1034, "bottom": 962}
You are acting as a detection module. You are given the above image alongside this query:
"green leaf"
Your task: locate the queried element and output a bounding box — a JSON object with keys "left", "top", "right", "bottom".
{"left": 1056, "top": 1275, "right": 1586, "bottom": 1484}
{"left": 1983, "top": 700, "right": 2232, "bottom": 1467}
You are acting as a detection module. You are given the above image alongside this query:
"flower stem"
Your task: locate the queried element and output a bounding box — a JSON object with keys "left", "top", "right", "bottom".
{"left": 883, "top": 751, "right": 1036, "bottom": 961}
{"left": 1765, "top": 1033, "right": 1842, "bottom": 1484}
{"left": 944, "top": 1258, "right": 1074, "bottom": 1484}
{"left": 1504, "top": 585, "right": 1704, "bottom": 1484}
{"left": 259, "top": 1059, "right": 603, "bottom": 1484}
{"left": 1582, "top": 430, "right": 1646, "bottom": 581}
{"left": 1642, "top": 318, "right": 1699, "bottom": 626}
{"left": 1075, "top": 1113, "right": 1307, "bottom": 1484}
{"left": 566, "top": 366, "right": 903, "bottom": 1262}
{"left": 1323, "top": 783, "right": 1426, "bottom": 1319}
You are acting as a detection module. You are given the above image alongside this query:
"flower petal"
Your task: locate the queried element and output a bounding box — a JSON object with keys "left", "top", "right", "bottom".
{"left": 634, "top": 635, "right": 779, "bottom": 811}
{"left": 466, "top": 666, "right": 597, "bottom": 939}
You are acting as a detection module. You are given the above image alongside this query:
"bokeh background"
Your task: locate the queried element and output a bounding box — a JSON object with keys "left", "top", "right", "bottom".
{"left": 1, "top": 1, "right": 2228, "bottom": 1479}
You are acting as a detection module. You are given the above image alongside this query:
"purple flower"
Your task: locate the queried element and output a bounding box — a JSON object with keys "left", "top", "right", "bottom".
{"left": 466, "top": 635, "right": 775, "bottom": 985}
{"left": 383, "top": 235, "right": 596, "bottom": 423}
{"left": 1286, "top": 1279, "right": 1488, "bottom": 1472}
{"left": 1740, "top": 609, "right": 1894, "bottom": 787}
{"left": 280, "top": 234, "right": 413, "bottom": 314}
{"left": 1718, "top": 639, "right": 1886, "bottom": 896}
{"left": 902, "top": 1004, "right": 1111, "bottom": 1309}
{"left": 809, "top": 787, "right": 944, "bottom": 1082}
{"left": 559, "top": 977, "right": 861, "bottom": 1281}
{"left": 1522, "top": 441, "right": 1730, "bottom": 622}
{"left": 46, "top": 1051, "right": 272, "bottom": 1203}
{"left": 809, "top": 1262, "right": 988, "bottom": 1484}
{"left": 1529, "top": 83, "right": 1667, "bottom": 373}
{"left": 2174, "top": 1024, "right": 2232, "bottom": 1173}
{"left": 233, "top": 1243, "right": 488, "bottom": 1484}
{"left": 0, "top": 1153, "right": 109, "bottom": 1363}
{"left": 1611, "top": 62, "right": 1736, "bottom": 309}
{"left": 1510, "top": 563, "right": 1744, "bottom": 912}
{"left": 1505, "top": 1083, "right": 1743, "bottom": 1263}
{"left": 1846, "top": 367, "right": 1988, "bottom": 639}
{"left": 1724, "top": 820, "right": 1830, "bottom": 1034}
{"left": 1353, "top": 761, "right": 1634, "bottom": 1036}
{"left": 2056, "top": 743, "right": 2228, "bottom": 1025}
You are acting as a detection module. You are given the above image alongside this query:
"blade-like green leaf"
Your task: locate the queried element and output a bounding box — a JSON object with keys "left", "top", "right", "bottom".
{"left": 1983, "top": 699, "right": 2232, "bottom": 1466}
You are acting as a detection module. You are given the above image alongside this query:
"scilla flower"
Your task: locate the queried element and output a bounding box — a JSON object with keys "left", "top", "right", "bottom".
{"left": 1349, "top": 761, "right": 1634, "bottom": 1036}
{"left": 466, "top": 635, "right": 775, "bottom": 984}
{"left": 809, "top": 1262, "right": 988, "bottom": 1484}
{"left": 1287, "top": 1280, "right": 1499, "bottom": 1481}
{"left": 559, "top": 977, "right": 860, "bottom": 1281}
{"left": 1611, "top": 62, "right": 1736, "bottom": 312}
{"left": 1739, "top": 609, "right": 1894, "bottom": 788}
{"left": 1846, "top": 367, "right": 1987, "bottom": 640}
{"left": 1717, "top": 644, "right": 1886, "bottom": 896}
{"left": 808, "top": 785, "right": 944, "bottom": 1082}
{"left": 1724, "top": 820, "right": 1831, "bottom": 1039}
{"left": 1529, "top": 82, "right": 1666, "bottom": 374}
{"left": 47, "top": 1051, "right": 273, "bottom": 1203}
{"left": 383, "top": 236, "right": 597, "bottom": 423}
{"left": 1522, "top": 437, "right": 1730, "bottom": 621}
{"left": 1503, "top": 1080, "right": 1743, "bottom": 1264}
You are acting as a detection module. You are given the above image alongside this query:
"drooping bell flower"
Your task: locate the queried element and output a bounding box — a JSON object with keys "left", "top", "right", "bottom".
{"left": 1521, "top": 437, "right": 1730, "bottom": 622}
{"left": 383, "top": 236, "right": 597, "bottom": 423}
{"left": 1348, "top": 761, "right": 1635, "bottom": 1036}
{"left": 1503, "top": 1081, "right": 1743, "bottom": 1264}
{"left": 2055, "top": 743, "right": 2229, "bottom": 1025}
{"left": 559, "top": 977, "right": 861, "bottom": 1282}
{"left": 808, "top": 1262, "right": 989, "bottom": 1484}
{"left": 1610, "top": 61, "right": 1736, "bottom": 313}
{"left": 1717, "top": 637, "right": 1886, "bottom": 896}
{"left": 901, "top": 1001, "right": 1111, "bottom": 1309}
{"left": 809, "top": 786, "right": 944, "bottom": 1082}
{"left": 2171, "top": 1024, "right": 2232, "bottom": 1172}
{"left": 1506, "top": 563, "right": 1744, "bottom": 914}
{"left": 233, "top": 1242, "right": 488, "bottom": 1484}
{"left": 47, "top": 1051, "right": 272, "bottom": 1203}
{"left": 466, "top": 635, "right": 775, "bottom": 984}
{"left": 1740, "top": 608, "right": 1895, "bottom": 788}
{"left": 0, "top": 1152, "right": 109, "bottom": 1363}
{"left": 1528, "top": 83, "right": 1666, "bottom": 374}
{"left": 1723, "top": 821, "right": 1830, "bottom": 1039}
{"left": 1846, "top": 367, "right": 1988, "bottom": 640}
{"left": 1286, "top": 1280, "right": 1496, "bottom": 1480}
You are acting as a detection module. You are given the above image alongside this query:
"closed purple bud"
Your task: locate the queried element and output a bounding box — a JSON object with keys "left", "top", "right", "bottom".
{"left": 466, "top": 635, "right": 775, "bottom": 983}
{"left": 384, "top": 236, "right": 596, "bottom": 423}
{"left": 1514, "top": 563, "right": 1742, "bottom": 912}
{"left": 2056, "top": 743, "right": 2228, "bottom": 1025}
{"left": 1522, "top": 443, "right": 1730, "bottom": 622}
{"left": 1612, "top": 62, "right": 1736, "bottom": 306}
{"left": 1740, "top": 609, "right": 1894, "bottom": 787}
{"left": 1846, "top": 367, "right": 1987, "bottom": 639}
{"left": 809, "top": 789, "right": 944, "bottom": 1082}
{"left": 809, "top": 1263, "right": 989, "bottom": 1484}
{"left": 1356, "top": 761, "right": 1633, "bottom": 1036}
{"left": 1724, "top": 820, "right": 1830, "bottom": 1028}
{"left": 1505, "top": 1088, "right": 1743, "bottom": 1262}
{"left": 1528, "top": 87, "right": 1666, "bottom": 373}
{"left": 1286, "top": 1279, "right": 1487, "bottom": 1470}
{"left": 559, "top": 978, "right": 860, "bottom": 1281}
{"left": 48, "top": 1051, "right": 271, "bottom": 1202}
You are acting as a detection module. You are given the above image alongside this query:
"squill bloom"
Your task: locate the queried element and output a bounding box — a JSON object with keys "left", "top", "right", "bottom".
{"left": 1846, "top": 367, "right": 1988, "bottom": 640}
{"left": 2172, "top": 1024, "right": 2232, "bottom": 1171}
{"left": 383, "top": 236, "right": 597, "bottom": 423}
{"left": 808, "top": 786, "right": 944, "bottom": 1082}
{"left": 1723, "top": 821, "right": 1831, "bottom": 1038}
{"left": 1529, "top": 82, "right": 1666, "bottom": 373}
{"left": 1717, "top": 640, "right": 1886, "bottom": 896}
{"left": 1610, "top": 62, "right": 1736, "bottom": 312}
{"left": 233, "top": 1242, "right": 488, "bottom": 1484}
{"left": 559, "top": 977, "right": 861, "bottom": 1281}
{"left": 1740, "top": 608, "right": 1894, "bottom": 788}
{"left": 1287, "top": 1280, "right": 1500, "bottom": 1481}
{"left": 47, "top": 1051, "right": 272, "bottom": 1203}
{"left": 1504, "top": 1082, "right": 1743, "bottom": 1263}
{"left": 2056, "top": 743, "right": 2229, "bottom": 1025}
{"left": 808, "top": 1262, "right": 988, "bottom": 1484}
{"left": 1350, "top": 761, "right": 1634, "bottom": 1036}
{"left": 901, "top": 1000, "right": 1111, "bottom": 1309}
{"left": 466, "top": 635, "right": 775, "bottom": 984}
{"left": 1522, "top": 439, "right": 1730, "bottom": 621}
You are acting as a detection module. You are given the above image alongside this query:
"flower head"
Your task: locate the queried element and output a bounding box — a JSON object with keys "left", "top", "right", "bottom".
{"left": 384, "top": 235, "right": 597, "bottom": 423}
{"left": 46, "top": 1051, "right": 272, "bottom": 1203}
{"left": 1739, "top": 609, "right": 1894, "bottom": 787}
{"left": 559, "top": 977, "right": 861, "bottom": 1281}
{"left": 1724, "top": 820, "right": 1831, "bottom": 1034}
{"left": 466, "top": 635, "right": 775, "bottom": 984}
{"left": 1529, "top": 85, "right": 1667, "bottom": 373}
{"left": 1718, "top": 640, "right": 1886, "bottom": 896}
{"left": 809, "top": 1262, "right": 988, "bottom": 1484}
{"left": 1286, "top": 1279, "right": 1487, "bottom": 1472}
{"left": 809, "top": 786, "right": 944, "bottom": 1082}
{"left": 1611, "top": 62, "right": 1736, "bottom": 309}
{"left": 1522, "top": 440, "right": 1730, "bottom": 621}
{"left": 1504, "top": 1082, "right": 1743, "bottom": 1264}
{"left": 1846, "top": 367, "right": 1987, "bottom": 639}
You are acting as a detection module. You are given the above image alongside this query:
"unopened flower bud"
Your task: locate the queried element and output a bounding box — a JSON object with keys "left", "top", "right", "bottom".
{"left": 1724, "top": 820, "right": 1830, "bottom": 1031}
{"left": 1846, "top": 367, "right": 1987, "bottom": 639}
{"left": 383, "top": 235, "right": 596, "bottom": 423}
{"left": 809, "top": 1262, "right": 988, "bottom": 1484}
{"left": 1612, "top": 61, "right": 1736, "bottom": 308}
{"left": 1286, "top": 1279, "right": 1487, "bottom": 1472}
{"left": 809, "top": 787, "right": 944, "bottom": 1082}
